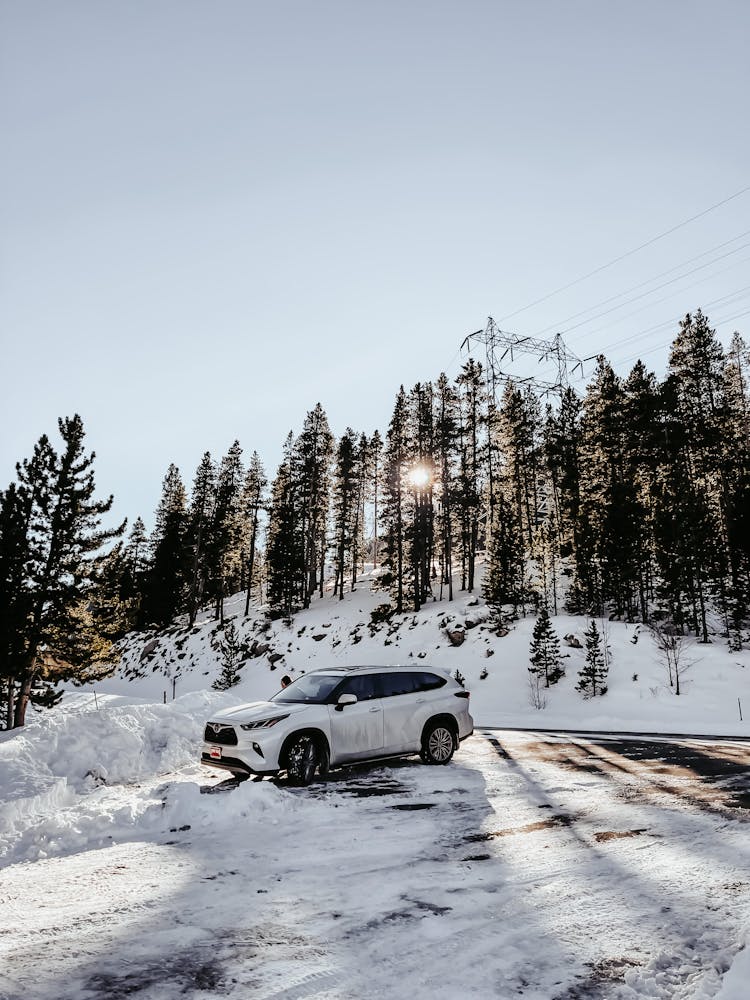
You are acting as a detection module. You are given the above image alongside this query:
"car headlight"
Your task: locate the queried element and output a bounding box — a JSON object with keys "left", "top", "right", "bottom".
{"left": 239, "top": 715, "right": 289, "bottom": 731}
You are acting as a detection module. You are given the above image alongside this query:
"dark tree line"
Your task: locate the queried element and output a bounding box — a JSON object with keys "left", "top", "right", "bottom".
{"left": 130, "top": 442, "right": 269, "bottom": 630}
{"left": 3, "top": 311, "right": 748, "bottom": 728}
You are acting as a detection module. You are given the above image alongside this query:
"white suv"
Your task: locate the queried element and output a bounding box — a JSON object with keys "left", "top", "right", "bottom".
{"left": 201, "top": 665, "right": 474, "bottom": 786}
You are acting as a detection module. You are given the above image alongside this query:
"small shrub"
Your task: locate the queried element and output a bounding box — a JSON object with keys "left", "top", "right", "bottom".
{"left": 370, "top": 603, "right": 394, "bottom": 625}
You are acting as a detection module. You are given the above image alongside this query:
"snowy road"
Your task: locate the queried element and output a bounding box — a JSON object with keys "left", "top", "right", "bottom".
{"left": 2, "top": 731, "right": 749, "bottom": 1000}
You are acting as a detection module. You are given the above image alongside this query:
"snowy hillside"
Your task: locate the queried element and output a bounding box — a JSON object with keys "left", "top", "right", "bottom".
{"left": 107, "top": 571, "right": 749, "bottom": 737}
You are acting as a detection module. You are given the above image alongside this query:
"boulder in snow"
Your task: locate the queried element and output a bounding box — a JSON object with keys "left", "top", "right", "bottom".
{"left": 139, "top": 639, "right": 159, "bottom": 661}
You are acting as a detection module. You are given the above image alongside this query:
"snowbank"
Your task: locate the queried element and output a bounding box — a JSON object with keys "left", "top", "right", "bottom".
{"left": 0, "top": 690, "right": 236, "bottom": 866}
{"left": 716, "top": 939, "right": 750, "bottom": 999}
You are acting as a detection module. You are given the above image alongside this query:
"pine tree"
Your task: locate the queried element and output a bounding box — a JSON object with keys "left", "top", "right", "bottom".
{"left": 295, "top": 405, "right": 333, "bottom": 606}
{"left": 186, "top": 452, "right": 216, "bottom": 627}
{"left": 0, "top": 483, "right": 32, "bottom": 728}
{"left": 381, "top": 388, "right": 410, "bottom": 613}
{"left": 576, "top": 356, "right": 643, "bottom": 618}
{"left": 368, "top": 430, "right": 383, "bottom": 568}
{"left": 621, "top": 361, "right": 661, "bottom": 622}
{"left": 656, "top": 313, "right": 728, "bottom": 641}
{"left": 577, "top": 619, "right": 609, "bottom": 698}
{"left": 528, "top": 605, "right": 563, "bottom": 687}
{"left": 332, "top": 428, "right": 358, "bottom": 599}
{"left": 455, "top": 360, "right": 484, "bottom": 592}
{"left": 350, "top": 433, "right": 369, "bottom": 591}
{"left": 434, "top": 373, "right": 459, "bottom": 600}
{"left": 242, "top": 452, "right": 267, "bottom": 616}
{"left": 199, "top": 442, "right": 246, "bottom": 623}
{"left": 2, "top": 416, "right": 124, "bottom": 727}
{"left": 544, "top": 387, "right": 582, "bottom": 568}
{"left": 484, "top": 490, "right": 524, "bottom": 626}
{"left": 142, "top": 464, "right": 188, "bottom": 628}
{"left": 211, "top": 620, "right": 244, "bottom": 690}
{"left": 119, "top": 516, "right": 149, "bottom": 627}
{"left": 407, "top": 382, "right": 435, "bottom": 611}
{"left": 721, "top": 333, "right": 750, "bottom": 647}
{"left": 496, "top": 384, "right": 542, "bottom": 614}
{"left": 266, "top": 433, "right": 304, "bottom": 617}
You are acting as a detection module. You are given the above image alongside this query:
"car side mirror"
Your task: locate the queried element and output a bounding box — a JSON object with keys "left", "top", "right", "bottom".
{"left": 335, "top": 693, "right": 357, "bottom": 712}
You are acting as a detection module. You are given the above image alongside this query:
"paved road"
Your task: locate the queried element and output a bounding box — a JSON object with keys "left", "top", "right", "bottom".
{"left": 481, "top": 728, "right": 750, "bottom": 811}
{"left": 1, "top": 731, "right": 748, "bottom": 1000}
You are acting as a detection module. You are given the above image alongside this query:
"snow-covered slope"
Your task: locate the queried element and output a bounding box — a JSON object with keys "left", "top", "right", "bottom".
{"left": 108, "top": 571, "right": 750, "bottom": 737}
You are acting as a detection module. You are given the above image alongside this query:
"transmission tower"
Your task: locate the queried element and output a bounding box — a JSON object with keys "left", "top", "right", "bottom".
{"left": 460, "top": 316, "right": 584, "bottom": 406}
{"left": 459, "top": 317, "right": 585, "bottom": 527}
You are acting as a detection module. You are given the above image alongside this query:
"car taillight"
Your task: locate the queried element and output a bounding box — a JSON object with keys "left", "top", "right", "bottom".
{"left": 454, "top": 691, "right": 470, "bottom": 698}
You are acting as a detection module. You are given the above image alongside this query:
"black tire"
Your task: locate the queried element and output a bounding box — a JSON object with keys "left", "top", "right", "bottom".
{"left": 318, "top": 742, "right": 330, "bottom": 778}
{"left": 286, "top": 735, "right": 319, "bottom": 786}
{"left": 421, "top": 721, "right": 455, "bottom": 765}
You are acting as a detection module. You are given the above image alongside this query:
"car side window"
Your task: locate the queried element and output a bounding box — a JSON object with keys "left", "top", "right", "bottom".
{"left": 378, "top": 672, "right": 421, "bottom": 698}
{"left": 415, "top": 672, "right": 447, "bottom": 692}
{"left": 336, "top": 674, "right": 380, "bottom": 701}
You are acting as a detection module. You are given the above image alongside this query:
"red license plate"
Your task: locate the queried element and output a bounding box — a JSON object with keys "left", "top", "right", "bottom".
{"left": 209, "top": 746, "right": 222, "bottom": 759}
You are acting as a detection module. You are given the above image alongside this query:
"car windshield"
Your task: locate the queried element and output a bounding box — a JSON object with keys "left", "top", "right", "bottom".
{"left": 271, "top": 673, "right": 344, "bottom": 704}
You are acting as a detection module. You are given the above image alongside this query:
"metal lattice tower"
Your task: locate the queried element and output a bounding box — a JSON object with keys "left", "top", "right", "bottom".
{"left": 460, "top": 316, "right": 584, "bottom": 406}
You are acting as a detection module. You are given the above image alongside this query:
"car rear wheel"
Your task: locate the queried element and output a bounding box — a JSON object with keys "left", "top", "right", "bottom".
{"left": 421, "top": 722, "right": 455, "bottom": 765}
{"left": 286, "top": 735, "right": 319, "bottom": 786}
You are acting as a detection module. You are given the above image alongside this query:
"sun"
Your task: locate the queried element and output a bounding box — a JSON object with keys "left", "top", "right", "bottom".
{"left": 407, "top": 465, "right": 431, "bottom": 488}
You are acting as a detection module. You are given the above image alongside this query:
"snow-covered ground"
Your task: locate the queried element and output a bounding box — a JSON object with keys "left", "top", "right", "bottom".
{"left": 1, "top": 576, "right": 749, "bottom": 998}
{"left": 1, "top": 715, "right": 749, "bottom": 999}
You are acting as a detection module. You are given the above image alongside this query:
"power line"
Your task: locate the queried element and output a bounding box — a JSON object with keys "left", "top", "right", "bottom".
{"left": 557, "top": 242, "right": 750, "bottom": 336}
{"left": 531, "top": 230, "right": 750, "bottom": 337}
{"left": 496, "top": 183, "right": 750, "bottom": 323}
{"left": 611, "top": 308, "right": 750, "bottom": 369}
{"left": 531, "top": 285, "right": 750, "bottom": 384}
{"left": 563, "top": 254, "right": 750, "bottom": 348}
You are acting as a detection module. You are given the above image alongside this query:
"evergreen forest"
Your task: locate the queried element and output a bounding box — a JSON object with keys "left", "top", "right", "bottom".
{"left": 2, "top": 311, "right": 749, "bottom": 728}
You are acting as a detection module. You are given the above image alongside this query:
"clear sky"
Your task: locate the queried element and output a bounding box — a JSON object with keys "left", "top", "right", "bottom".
{"left": 2, "top": 1, "right": 749, "bottom": 528}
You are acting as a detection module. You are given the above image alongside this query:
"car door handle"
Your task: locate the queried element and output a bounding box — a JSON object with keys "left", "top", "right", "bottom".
{"left": 369, "top": 707, "right": 382, "bottom": 713}
{"left": 416, "top": 698, "right": 426, "bottom": 704}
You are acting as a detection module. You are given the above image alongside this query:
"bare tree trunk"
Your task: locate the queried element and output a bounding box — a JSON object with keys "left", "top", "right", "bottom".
{"left": 13, "top": 674, "right": 35, "bottom": 729}
{"left": 5, "top": 678, "right": 14, "bottom": 730}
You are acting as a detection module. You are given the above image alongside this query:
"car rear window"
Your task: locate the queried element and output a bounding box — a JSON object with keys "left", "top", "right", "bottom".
{"left": 378, "top": 671, "right": 445, "bottom": 697}
{"left": 415, "top": 671, "right": 447, "bottom": 692}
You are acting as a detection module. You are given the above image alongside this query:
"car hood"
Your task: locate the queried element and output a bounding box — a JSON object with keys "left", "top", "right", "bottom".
{"left": 209, "top": 700, "right": 311, "bottom": 725}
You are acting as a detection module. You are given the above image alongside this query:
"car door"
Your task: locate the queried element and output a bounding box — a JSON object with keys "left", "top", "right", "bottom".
{"left": 327, "top": 673, "right": 384, "bottom": 763}
{"left": 379, "top": 671, "right": 426, "bottom": 754}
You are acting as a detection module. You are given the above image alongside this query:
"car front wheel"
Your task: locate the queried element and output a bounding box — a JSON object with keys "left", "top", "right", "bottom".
{"left": 286, "top": 735, "right": 319, "bottom": 786}
{"left": 421, "top": 722, "right": 455, "bottom": 765}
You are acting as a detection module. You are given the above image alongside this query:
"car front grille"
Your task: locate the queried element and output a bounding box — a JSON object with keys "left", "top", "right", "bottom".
{"left": 203, "top": 722, "right": 238, "bottom": 746}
